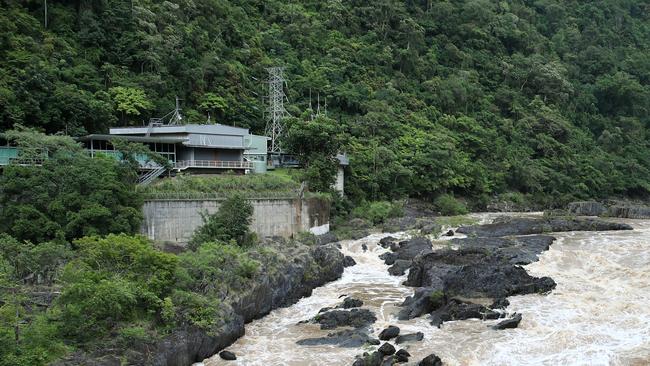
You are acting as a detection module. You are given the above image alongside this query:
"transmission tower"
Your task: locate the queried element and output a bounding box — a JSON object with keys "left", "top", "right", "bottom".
{"left": 265, "top": 67, "right": 288, "bottom": 153}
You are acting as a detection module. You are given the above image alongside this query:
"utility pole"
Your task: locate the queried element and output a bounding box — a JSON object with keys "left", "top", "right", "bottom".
{"left": 265, "top": 67, "right": 288, "bottom": 154}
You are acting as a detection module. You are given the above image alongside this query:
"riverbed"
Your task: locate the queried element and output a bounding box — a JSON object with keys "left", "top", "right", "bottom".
{"left": 202, "top": 215, "right": 650, "bottom": 365}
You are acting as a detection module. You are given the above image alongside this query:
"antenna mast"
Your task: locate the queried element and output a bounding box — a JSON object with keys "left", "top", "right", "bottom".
{"left": 265, "top": 67, "right": 288, "bottom": 153}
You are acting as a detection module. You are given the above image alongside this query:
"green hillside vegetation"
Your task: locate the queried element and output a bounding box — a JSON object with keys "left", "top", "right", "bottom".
{"left": 2, "top": 1, "right": 649, "bottom": 205}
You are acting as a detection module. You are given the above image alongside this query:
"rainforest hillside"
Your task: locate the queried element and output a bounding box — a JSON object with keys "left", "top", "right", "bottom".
{"left": 1, "top": 0, "right": 649, "bottom": 205}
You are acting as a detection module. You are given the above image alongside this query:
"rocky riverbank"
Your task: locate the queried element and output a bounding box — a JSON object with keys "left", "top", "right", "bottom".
{"left": 568, "top": 200, "right": 650, "bottom": 219}
{"left": 394, "top": 216, "right": 632, "bottom": 328}
{"left": 55, "top": 239, "right": 348, "bottom": 366}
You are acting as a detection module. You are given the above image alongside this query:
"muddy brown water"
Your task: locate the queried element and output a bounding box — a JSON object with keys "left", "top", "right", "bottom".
{"left": 201, "top": 214, "right": 650, "bottom": 366}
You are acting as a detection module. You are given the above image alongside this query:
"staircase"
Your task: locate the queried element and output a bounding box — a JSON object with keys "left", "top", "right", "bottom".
{"left": 137, "top": 166, "right": 167, "bottom": 186}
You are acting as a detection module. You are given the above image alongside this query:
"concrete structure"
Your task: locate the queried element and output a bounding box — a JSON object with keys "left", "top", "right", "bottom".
{"left": 333, "top": 153, "right": 349, "bottom": 194}
{"left": 244, "top": 134, "right": 270, "bottom": 173}
{"left": 141, "top": 197, "right": 330, "bottom": 243}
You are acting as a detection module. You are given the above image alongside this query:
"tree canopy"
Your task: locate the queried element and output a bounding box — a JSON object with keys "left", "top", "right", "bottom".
{"left": 1, "top": 0, "right": 649, "bottom": 204}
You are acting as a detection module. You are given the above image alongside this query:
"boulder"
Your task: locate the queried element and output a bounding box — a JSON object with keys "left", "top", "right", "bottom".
{"left": 362, "top": 243, "right": 368, "bottom": 252}
{"left": 297, "top": 329, "right": 377, "bottom": 348}
{"left": 378, "top": 342, "right": 396, "bottom": 356}
{"left": 491, "top": 313, "right": 522, "bottom": 330}
{"left": 395, "top": 332, "right": 423, "bottom": 344}
{"left": 395, "top": 349, "right": 410, "bottom": 363}
{"left": 344, "top": 256, "right": 357, "bottom": 267}
{"left": 340, "top": 297, "right": 364, "bottom": 309}
{"left": 313, "top": 309, "right": 377, "bottom": 330}
{"left": 378, "top": 325, "right": 400, "bottom": 340}
{"left": 317, "top": 232, "right": 339, "bottom": 245}
{"left": 490, "top": 298, "right": 510, "bottom": 309}
{"left": 379, "top": 236, "right": 398, "bottom": 248}
{"left": 419, "top": 353, "right": 442, "bottom": 366}
{"left": 380, "top": 252, "right": 398, "bottom": 265}
{"left": 219, "top": 351, "right": 236, "bottom": 361}
{"left": 607, "top": 205, "right": 650, "bottom": 219}
{"left": 444, "top": 230, "right": 454, "bottom": 237}
{"left": 387, "top": 260, "right": 412, "bottom": 276}
{"left": 430, "top": 299, "right": 501, "bottom": 327}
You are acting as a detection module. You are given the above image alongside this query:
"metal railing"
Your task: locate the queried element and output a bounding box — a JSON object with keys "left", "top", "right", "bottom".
{"left": 174, "top": 160, "right": 253, "bottom": 170}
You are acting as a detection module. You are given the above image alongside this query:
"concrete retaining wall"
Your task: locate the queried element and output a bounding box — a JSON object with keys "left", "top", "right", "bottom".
{"left": 141, "top": 197, "right": 330, "bottom": 243}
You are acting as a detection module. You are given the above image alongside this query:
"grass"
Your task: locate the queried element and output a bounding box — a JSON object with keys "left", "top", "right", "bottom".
{"left": 139, "top": 172, "right": 301, "bottom": 199}
{"left": 435, "top": 215, "right": 479, "bottom": 228}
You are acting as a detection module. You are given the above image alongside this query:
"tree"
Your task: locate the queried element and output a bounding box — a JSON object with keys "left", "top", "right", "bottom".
{"left": 56, "top": 234, "right": 177, "bottom": 341}
{"left": 189, "top": 194, "right": 255, "bottom": 249}
{"left": 0, "top": 131, "right": 143, "bottom": 242}
{"left": 109, "top": 86, "right": 153, "bottom": 124}
{"left": 284, "top": 116, "right": 342, "bottom": 192}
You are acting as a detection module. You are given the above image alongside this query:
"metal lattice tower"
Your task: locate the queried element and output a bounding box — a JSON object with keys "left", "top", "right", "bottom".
{"left": 265, "top": 67, "right": 288, "bottom": 153}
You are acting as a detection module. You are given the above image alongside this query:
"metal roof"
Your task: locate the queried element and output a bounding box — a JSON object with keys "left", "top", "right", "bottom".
{"left": 109, "top": 123, "right": 249, "bottom": 136}
{"left": 78, "top": 134, "right": 188, "bottom": 144}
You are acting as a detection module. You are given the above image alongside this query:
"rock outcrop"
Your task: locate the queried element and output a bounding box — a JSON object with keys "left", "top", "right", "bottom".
{"left": 456, "top": 217, "right": 632, "bottom": 237}
{"left": 57, "top": 240, "right": 347, "bottom": 366}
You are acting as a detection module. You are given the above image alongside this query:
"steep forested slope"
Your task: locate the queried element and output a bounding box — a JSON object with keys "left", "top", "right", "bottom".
{"left": 1, "top": 0, "right": 649, "bottom": 204}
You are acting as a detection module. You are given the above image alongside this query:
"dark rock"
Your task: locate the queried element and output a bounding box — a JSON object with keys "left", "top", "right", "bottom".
{"left": 297, "top": 329, "right": 376, "bottom": 348}
{"left": 351, "top": 230, "right": 371, "bottom": 240}
{"left": 450, "top": 235, "right": 556, "bottom": 265}
{"left": 397, "top": 287, "right": 438, "bottom": 320}
{"left": 417, "top": 220, "right": 441, "bottom": 235}
{"left": 317, "top": 231, "right": 339, "bottom": 245}
{"left": 490, "top": 298, "right": 510, "bottom": 309}
{"left": 607, "top": 205, "right": 650, "bottom": 219}
{"left": 318, "top": 307, "right": 332, "bottom": 313}
{"left": 313, "top": 308, "right": 377, "bottom": 330}
{"left": 378, "top": 342, "right": 396, "bottom": 356}
{"left": 457, "top": 217, "right": 632, "bottom": 237}
{"left": 405, "top": 246, "right": 556, "bottom": 299}
{"left": 395, "top": 349, "right": 410, "bottom": 362}
{"left": 419, "top": 353, "right": 442, "bottom": 366}
{"left": 362, "top": 243, "right": 368, "bottom": 252}
{"left": 444, "top": 230, "right": 454, "bottom": 236}
{"left": 430, "top": 299, "right": 501, "bottom": 327}
{"left": 367, "top": 338, "right": 381, "bottom": 345}
{"left": 344, "top": 256, "right": 357, "bottom": 267}
{"left": 353, "top": 351, "right": 383, "bottom": 366}
{"left": 340, "top": 297, "right": 364, "bottom": 309}
{"left": 492, "top": 313, "right": 522, "bottom": 330}
{"left": 382, "top": 216, "right": 417, "bottom": 232}
{"left": 389, "top": 241, "right": 401, "bottom": 252}
{"left": 395, "top": 332, "right": 423, "bottom": 344}
{"left": 381, "top": 357, "right": 396, "bottom": 366}
{"left": 378, "top": 325, "right": 400, "bottom": 340}
{"left": 388, "top": 260, "right": 412, "bottom": 276}
{"left": 380, "top": 252, "right": 398, "bottom": 265}
{"left": 567, "top": 201, "right": 607, "bottom": 216}
{"left": 379, "top": 236, "right": 398, "bottom": 248}
{"left": 393, "top": 237, "right": 432, "bottom": 261}
{"left": 219, "top": 351, "right": 236, "bottom": 361}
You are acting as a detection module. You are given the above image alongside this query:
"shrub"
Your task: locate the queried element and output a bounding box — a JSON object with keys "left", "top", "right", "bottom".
{"left": 189, "top": 194, "right": 255, "bottom": 249}
{"left": 433, "top": 194, "right": 468, "bottom": 216}
{"left": 352, "top": 201, "right": 404, "bottom": 225}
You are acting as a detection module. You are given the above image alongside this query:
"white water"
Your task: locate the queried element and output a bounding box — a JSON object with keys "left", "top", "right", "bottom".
{"left": 203, "top": 215, "right": 650, "bottom": 366}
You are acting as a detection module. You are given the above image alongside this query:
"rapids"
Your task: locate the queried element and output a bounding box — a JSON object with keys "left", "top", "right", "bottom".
{"left": 202, "top": 214, "right": 650, "bottom": 366}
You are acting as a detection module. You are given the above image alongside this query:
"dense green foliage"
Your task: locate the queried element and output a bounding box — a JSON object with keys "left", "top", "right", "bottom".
{"left": 0, "top": 148, "right": 143, "bottom": 243}
{"left": 351, "top": 201, "right": 404, "bottom": 225}
{"left": 2, "top": 1, "right": 649, "bottom": 204}
{"left": 284, "top": 116, "right": 342, "bottom": 191}
{"left": 189, "top": 194, "right": 255, "bottom": 249}
{"left": 57, "top": 234, "right": 177, "bottom": 341}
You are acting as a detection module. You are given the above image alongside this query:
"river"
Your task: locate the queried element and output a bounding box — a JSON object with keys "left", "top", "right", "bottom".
{"left": 201, "top": 214, "right": 650, "bottom": 366}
